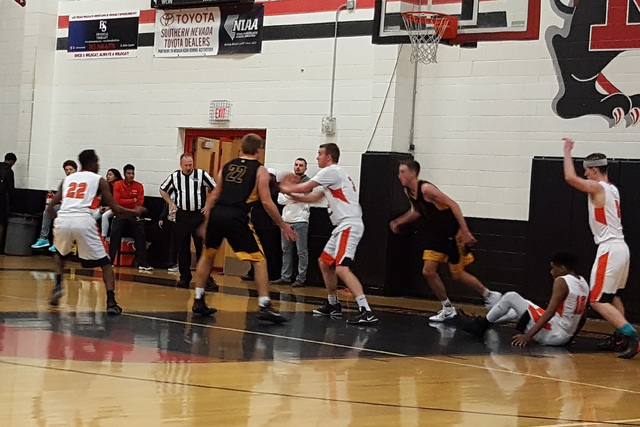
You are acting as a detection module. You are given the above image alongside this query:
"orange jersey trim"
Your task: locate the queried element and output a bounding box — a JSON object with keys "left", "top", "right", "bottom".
{"left": 590, "top": 252, "right": 609, "bottom": 302}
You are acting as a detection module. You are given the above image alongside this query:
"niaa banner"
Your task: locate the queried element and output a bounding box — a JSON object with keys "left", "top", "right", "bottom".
{"left": 154, "top": 4, "right": 263, "bottom": 57}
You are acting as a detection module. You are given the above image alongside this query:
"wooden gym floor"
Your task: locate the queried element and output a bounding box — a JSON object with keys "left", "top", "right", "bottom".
{"left": 1, "top": 255, "right": 639, "bottom": 426}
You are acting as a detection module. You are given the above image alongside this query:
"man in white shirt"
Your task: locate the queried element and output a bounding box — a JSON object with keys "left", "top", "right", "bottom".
{"left": 273, "top": 158, "right": 311, "bottom": 287}
{"left": 280, "top": 144, "right": 378, "bottom": 325}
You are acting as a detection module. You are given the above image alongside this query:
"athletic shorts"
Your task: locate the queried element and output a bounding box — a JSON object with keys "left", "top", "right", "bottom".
{"left": 319, "top": 219, "right": 363, "bottom": 267}
{"left": 520, "top": 304, "right": 572, "bottom": 346}
{"left": 53, "top": 214, "right": 110, "bottom": 266}
{"left": 423, "top": 230, "right": 474, "bottom": 274}
{"left": 204, "top": 205, "right": 265, "bottom": 262}
{"left": 589, "top": 239, "right": 630, "bottom": 303}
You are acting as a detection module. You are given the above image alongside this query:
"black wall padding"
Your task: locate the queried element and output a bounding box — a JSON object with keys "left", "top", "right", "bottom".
{"left": 355, "top": 151, "right": 414, "bottom": 295}
{"left": 306, "top": 208, "right": 332, "bottom": 287}
{"left": 616, "top": 161, "right": 640, "bottom": 321}
{"left": 466, "top": 217, "right": 527, "bottom": 293}
{"left": 526, "top": 158, "right": 576, "bottom": 303}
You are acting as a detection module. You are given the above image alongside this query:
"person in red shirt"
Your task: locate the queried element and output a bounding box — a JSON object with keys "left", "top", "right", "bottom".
{"left": 109, "top": 164, "right": 152, "bottom": 271}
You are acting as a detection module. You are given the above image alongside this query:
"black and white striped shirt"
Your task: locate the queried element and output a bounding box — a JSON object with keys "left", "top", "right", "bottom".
{"left": 160, "top": 169, "right": 216, "bottom": 212}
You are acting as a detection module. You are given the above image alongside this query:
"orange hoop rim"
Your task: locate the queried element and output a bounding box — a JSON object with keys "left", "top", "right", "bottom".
{"left": 401, "top": 11, "right": 453, "bottom": 26}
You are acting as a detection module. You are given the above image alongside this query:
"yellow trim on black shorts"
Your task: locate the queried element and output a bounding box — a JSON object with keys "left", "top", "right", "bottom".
{"left": 423, "top": 250, "right": 448, "bottom": 263}
{"left": 423, "top": 230, "right": 475, "bottom": 273}
{"left": 234, "top": 251, "right": 265, "bottom": 262}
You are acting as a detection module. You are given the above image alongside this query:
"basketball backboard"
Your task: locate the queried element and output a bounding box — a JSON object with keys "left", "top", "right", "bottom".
{"left": 373, "top": 0, "right": 540, "bottom": 45}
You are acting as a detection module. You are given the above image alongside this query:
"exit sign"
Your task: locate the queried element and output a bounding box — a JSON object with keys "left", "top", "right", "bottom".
{"left": 209, "top": 100, "right": 231, "bottom": 123}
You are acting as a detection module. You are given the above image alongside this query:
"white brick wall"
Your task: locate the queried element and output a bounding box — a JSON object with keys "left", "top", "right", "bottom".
{"left": 0, "top": 0, "right": 26, "bottom": 178}
{"left": 410, "top": 10, "right": 640, "bottom": 220}
{"left": 2, "top": 0, "right": 639, "bottom": 221}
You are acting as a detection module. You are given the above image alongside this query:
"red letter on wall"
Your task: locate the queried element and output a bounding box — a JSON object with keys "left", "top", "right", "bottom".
{"left": 591, "top": 0, "right": 640, "bottom": 50}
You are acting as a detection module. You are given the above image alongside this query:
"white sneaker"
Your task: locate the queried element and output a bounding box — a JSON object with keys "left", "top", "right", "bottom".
{"left": 484, "top": 291, "right": 502, "bottom": 310}
{"left": 429, "top": 307, "right": 457, "bottom": 322}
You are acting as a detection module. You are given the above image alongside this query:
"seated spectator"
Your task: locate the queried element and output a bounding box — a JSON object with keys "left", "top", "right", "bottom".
{"left": 109, "top": 164, "right": 152, "bottom": 271}
{"left": 32, "top": 160, "right": 77, "bottom": 251}
{"left": 100, "top": 168, "right": 123, "bottom": 240}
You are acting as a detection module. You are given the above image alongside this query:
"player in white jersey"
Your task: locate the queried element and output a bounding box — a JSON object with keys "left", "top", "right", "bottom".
{"left": 46, "top": 150, "right": 145, "bottom": 315}
{"left": 563, "top": 138, "right": 638, "bottom": 359}
{"left": 462, "top": 252, "right": 589, "bottom": 346}
{"left": 280, "top": 143, "right": 378, "bottom": 325}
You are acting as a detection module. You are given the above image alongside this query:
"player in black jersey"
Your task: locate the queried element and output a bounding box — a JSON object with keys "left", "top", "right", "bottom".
{"left": 190, "top": 134, "right": 297, "bottom": 322}
{"left": 390, "top": 159, "right": 506, "bottom": 322}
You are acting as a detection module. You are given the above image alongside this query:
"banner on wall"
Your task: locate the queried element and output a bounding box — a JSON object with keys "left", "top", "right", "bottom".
{"left": 154, "top": 4, "right": 263, "bottom": 57}
{"left": 68, "top": 11, "right": 140, "bottom": 59}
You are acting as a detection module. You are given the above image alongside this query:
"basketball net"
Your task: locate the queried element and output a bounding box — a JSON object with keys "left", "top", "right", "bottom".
{"left": 402, "top": 12, "right": 452, "bottom": 64}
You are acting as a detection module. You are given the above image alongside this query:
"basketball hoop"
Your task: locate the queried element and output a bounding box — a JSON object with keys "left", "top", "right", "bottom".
{"left": 401, "top": 11, "right": 458, "bottom": 64}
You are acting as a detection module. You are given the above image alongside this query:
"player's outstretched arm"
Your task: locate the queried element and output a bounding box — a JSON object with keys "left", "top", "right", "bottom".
{"left": 99, "top": 178, "right": 144, "bottom": 218}
{"left": 563, "top": 138, "right": 603, "bottom": 194}
{"left": 289, "top": 189, "right": 324, "bottom": 204}
{"left": 257, "top": 167, "right": 297, "bottom": 242}
{"left": 279, "top": 174, "right": 319, "bottom": 195}
{"left": 512, "top": 278, "right": 569, "bottom": 346}
{"left": 422, "top": 183, "right": 476, "bottom": 246}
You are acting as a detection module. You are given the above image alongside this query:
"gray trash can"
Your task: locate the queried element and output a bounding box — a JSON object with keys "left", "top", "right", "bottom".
{"left": 4, "top": 213, "right": 40, "bottom": 256}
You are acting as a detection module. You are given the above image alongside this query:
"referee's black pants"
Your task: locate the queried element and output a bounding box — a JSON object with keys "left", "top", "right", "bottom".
{"left": 176, "top": 210, "right": 206, "bottom": 283}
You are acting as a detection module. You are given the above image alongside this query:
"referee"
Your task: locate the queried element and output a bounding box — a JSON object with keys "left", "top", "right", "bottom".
{"left": 160, "top": 153, "right": 217, "bottom": 289}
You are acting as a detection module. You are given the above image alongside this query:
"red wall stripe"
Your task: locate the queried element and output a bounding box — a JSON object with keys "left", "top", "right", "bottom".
{"left": 58, "top": 15, "right": 69, "bottom": 29}
{"left": 58, "top": 0, "right": 377, "bottom": 28}
{"left": 263, "top": 0, "right": 374, "bottom": 16}
{"left": 140, "top": 9, "right": 156, "bottom": 24}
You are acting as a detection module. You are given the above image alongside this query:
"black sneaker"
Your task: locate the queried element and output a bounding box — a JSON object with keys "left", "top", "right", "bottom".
{"left": 270, "top": 278, "right": 292, "bottom": 285}
{"left": 346, "top": 307, "right": 379, "bottom": 325}
{"left": 241, "top": 274, "right": 254, "bottom": 281}
{"left": 598, "top": 332, "right": 628, "bottom": 352}
{"left": 461, "top": 316, "right": 490, "bottom": 338}
{"left": 138, "top": 263, "right": 154, "bottom": 271}
{"left": 205, "top": 277, "right": 219, "bottom": 292}
{"left": 49, "top": 287, "right": 63, "bottom": 307}
{"left": 619, "top": 335, "right": 640, "bottom": 359}
{"left": 313, "top": 301, "right": 342, "bottom": 317}
{"left": 292, "top": 280, "right": 305, "bottom": 288}
{"left": 257, "top": 302, "right": 287, "bottom": 324}
{"left": 192, "top": 298, "right": 217, "bottom": 316}
{"left": 106, "top": 301, "right": 123, "bottom": 315}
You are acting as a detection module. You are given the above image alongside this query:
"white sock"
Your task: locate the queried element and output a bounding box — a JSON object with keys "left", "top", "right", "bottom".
{"left": 482, "top": 288, "right": 490, "bottom": 298}
{"left": 441, "top": 298, "right": 453, "bottom": 310}
{"left": 195, "top": 288, "right": 204, "bottom": 299}
{"left": 258, "top": 296, "right": 270, "bottom": 307}
{"left": 328, "top": 294, "right": 339, "bottom": 305}
{"left": 355, "top": 295, "right": 371, "bottom": 311}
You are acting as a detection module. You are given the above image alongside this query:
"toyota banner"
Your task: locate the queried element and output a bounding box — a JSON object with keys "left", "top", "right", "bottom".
{"left": 154, "top": 4, "right": 263, "bottom": 57}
